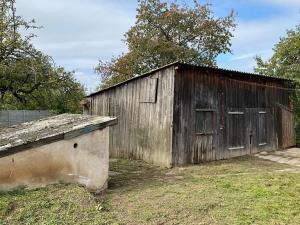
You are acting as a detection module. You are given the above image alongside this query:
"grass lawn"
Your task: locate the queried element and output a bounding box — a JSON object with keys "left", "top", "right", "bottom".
{"left": 0, "top": 156, "right": 300, "bottom": 225}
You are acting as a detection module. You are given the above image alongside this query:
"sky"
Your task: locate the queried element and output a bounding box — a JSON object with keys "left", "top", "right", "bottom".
{"left": 16, "top": 0, "right": 300, "bottom": 93}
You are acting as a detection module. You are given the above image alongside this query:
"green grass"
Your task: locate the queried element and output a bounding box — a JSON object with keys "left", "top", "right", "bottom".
{"left": 1, "top": 156, "right": 300, "bottom": 225}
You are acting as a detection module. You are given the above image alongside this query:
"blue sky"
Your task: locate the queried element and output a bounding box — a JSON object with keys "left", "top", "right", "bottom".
{"left": 16, "top": 0, "right": 300, "bottom": 93}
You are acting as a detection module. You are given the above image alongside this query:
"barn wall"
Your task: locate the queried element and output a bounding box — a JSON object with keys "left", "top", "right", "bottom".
{"left": 87, "top": 67, "right": 175, "bottom": 167}
{"left": 172, "top": 66, "right": 292, "bottom": 165}
{"left": 276, "top": 105, "right": 296, "bottom": 148}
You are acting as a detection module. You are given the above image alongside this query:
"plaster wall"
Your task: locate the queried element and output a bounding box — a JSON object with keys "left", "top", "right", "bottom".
{"left": 0, "top": 128, "right": 109, "bottom": 192}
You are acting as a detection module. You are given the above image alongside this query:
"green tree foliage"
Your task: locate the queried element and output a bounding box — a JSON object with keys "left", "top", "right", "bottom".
{"left": 255, "top": 24, "right": 300, "bottom": 81}
{"left": 96, "top": 0, "right": 236, "bottom": 88}
{"left": 1, "top": 68, "right": 85, "bottom": 114}
{"left": 255, "top": 24, "right": 300, "bottom": 142}
{"left": 0, "top": 0, "right": 84, "bottom": 113}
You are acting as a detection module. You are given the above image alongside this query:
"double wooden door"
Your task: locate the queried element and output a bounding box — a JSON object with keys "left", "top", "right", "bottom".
{"left": 192, "top": 107, "right": 278, "bottom": 163}
{"left": 226, "top": 108, "right": 274, "bottom": 157}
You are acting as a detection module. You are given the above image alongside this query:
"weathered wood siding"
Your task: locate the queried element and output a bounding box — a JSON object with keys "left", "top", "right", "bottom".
{"left": 172, "top": 66, "right": 293, "bottom": 165}
{"left": 86, "top": 62, "right": 294, "bottom": 167}
{"left": 87, "top": 67, "right": 175, "bottom": 167}
{"left": 276, "top": 105, "right": 296, "bottom": 148}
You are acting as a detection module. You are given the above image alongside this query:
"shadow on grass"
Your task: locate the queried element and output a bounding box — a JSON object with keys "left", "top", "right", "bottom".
{"left": 108, "top": 159, "right": 170, "bottom": 190}
{"left": 107, "top": 155, "right": 290, "bottom": 191}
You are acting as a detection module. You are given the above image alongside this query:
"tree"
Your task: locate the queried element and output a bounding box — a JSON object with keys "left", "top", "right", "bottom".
{"left": 0, "top": 0, "right": 47, "bottom": 101}
{"left": 28, "top": 68, "right": 85, "bottom": 114}
{"left": 255, "top": 24, "right": 300, "bottom": 140}
{"left": 1, "top": 68, "right": 85, "bottom": 113}
{"left": 0, "top": 0, "right": 84, "bottom": 113}
{"left": 96, "top": 0, "right": 236, "bottom": 88}
{"left": 255, "top": 24, "right": 300, "bottom": 81}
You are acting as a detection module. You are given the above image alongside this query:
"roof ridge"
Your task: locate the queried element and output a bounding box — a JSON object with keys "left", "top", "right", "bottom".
{"left": 86, "top": 62, "right": 291, "bottom": 97}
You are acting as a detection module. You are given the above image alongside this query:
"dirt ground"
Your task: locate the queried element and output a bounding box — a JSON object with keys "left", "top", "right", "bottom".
{"left": 255, "top": 148, "right": 300, "bottom": 168}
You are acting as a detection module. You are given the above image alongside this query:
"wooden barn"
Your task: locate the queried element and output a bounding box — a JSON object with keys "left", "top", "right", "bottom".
{"left": 83, "top": 62, "right": 296, "bottom": 167}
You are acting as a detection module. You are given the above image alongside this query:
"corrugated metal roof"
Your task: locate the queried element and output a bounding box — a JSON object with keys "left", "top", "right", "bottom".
{"left": 87, "top": 61, "right": 291, "bottom": 97}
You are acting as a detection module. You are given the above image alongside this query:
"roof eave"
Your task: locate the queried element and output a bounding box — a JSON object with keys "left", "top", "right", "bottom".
{"left": 86, "top": 62, "right": 292, "bottom": 97}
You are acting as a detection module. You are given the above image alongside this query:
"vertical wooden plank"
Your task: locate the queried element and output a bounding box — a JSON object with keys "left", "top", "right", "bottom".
{"left": 88, "top": 64, "right": 294, "bottom": 166}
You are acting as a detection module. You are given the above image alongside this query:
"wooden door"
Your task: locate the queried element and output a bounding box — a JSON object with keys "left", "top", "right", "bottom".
{"left": 250, "top": 108, "right": 274, "bottom": 153}
{"left": 226, "top": 108, "right": 274, "bottom": 156}
{"left": 193, "top": 109, "right": 216, "bottom": 163}
{"left": 226, "top": 108, "right": 250, "bottom": 157}
{"left": 246, "top": 108, "right": 267, "bottom": 154}
{"left": 277, "top": 106, "right": 295, "bottom": 148}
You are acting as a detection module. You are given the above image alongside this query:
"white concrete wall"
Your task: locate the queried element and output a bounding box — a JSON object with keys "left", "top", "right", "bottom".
{"left": 0, "top": 128, "right": 109, "bottom": 192}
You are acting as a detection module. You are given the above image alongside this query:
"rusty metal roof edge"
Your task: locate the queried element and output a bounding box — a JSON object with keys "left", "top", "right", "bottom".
{"left": 86, "top": 61, "right": 179, "bottom": 97}
{"left": 177, "top": 62, "right": 291, "bottom": 81}
{"left": 86, "top": 61, "right": 292, "bottom": 97}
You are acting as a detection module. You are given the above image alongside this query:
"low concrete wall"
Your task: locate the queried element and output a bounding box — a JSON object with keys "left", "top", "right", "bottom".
{"left": 0, "top": 128, "right": 109, "bottom": 192}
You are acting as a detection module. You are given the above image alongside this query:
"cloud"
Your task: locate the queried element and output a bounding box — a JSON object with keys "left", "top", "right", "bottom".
{"left": 218, "top": 13, "right": 300, "bottom": 72}
{"left": 15, "top": 0, "right": 137, "bottom": 93}
{"left": 74, "top": 71, "right": 99, "bottom": 93}
{"left": 14, "top": 0, "right": 300, "bottom": 91}
{"left": 231, "top": 50, "right": 271, "bottom": 61}
{"left": 263, "top": 0, "right": 300, "bottom": 7}
{"left": 232, "top": 17, "right": 298, "bottom": 54}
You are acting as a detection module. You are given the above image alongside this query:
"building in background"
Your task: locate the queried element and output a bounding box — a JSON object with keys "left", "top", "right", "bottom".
{"left": 84, "top": 62, "right": 295, "bottom": 167}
